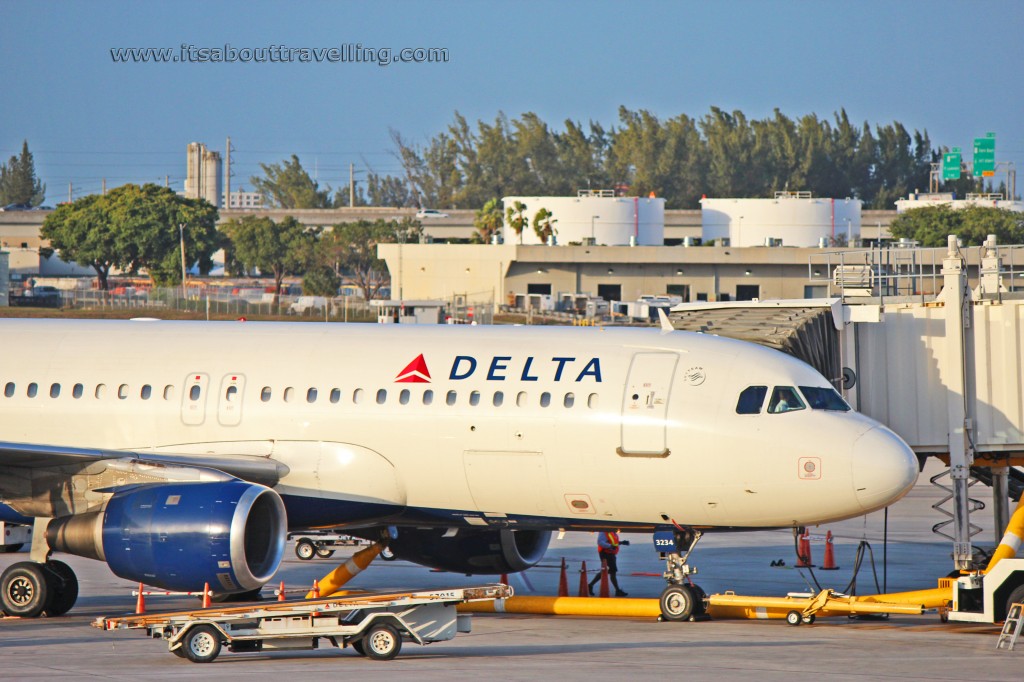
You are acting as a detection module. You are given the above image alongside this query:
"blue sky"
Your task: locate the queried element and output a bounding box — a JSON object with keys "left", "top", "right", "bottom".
{"left": 2, "top": 0, "right": 1022, "bottom": 204}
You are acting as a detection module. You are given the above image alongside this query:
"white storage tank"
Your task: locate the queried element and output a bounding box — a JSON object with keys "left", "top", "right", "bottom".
{"left": 502, "top": 191, "right": 665, "bottom": 246}
{"left": 701, "top": 193, "right": 861, "bottom": 247}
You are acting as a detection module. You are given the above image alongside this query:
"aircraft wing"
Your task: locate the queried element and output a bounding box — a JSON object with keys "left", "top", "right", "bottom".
{"left": 0, "top": 440, "right": 288, "bottom": 489}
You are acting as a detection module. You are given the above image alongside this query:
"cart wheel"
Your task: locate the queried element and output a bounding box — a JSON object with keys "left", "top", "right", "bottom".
{"left": 43, "top": 560, "right": 79, "bottom": 616}
{"left": 295, "top": 539, "right": 316, "bottom": 560}
{"left": 315, "top": 547, "right": 336, "bottom": 559}
{"left": 801, "top": 614, "right": 816, "bottom": 625}
{"left": 171, "top": 645, "right": 188, "bottom": 658}
{"left": 184, "top": 625, "right": 222, "bottom": 663}
{"left": 363, "top": 623, "right": 402, "bottom": 661}
{"left": 659, "top": 585, "right": 695, "bottom": 622}
{"left": 1, "top": 562, "right": 50, "bottom": 618}
{"left": 380, "top": 547, "right": 396, "bottom": 561}
{"left": 786, "top": 610, "right": 803, "bottom": 626}
{"left": 350, "top": 638, "right": 366, "bottom": 656}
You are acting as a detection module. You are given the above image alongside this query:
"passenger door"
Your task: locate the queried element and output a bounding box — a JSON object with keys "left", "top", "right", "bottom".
{"left": 180, "top": 373, "right": 210, "bottom": 426}
{"left": 217, "top": 374, "right": 246, "bottom": 427}
{"left": 619, "top": 353, "right": 677, "bottom": 456}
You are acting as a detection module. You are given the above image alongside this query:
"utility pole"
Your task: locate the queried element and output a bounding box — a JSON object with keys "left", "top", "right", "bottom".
{"left": 225, "top": 136, "right": 232, "bottom": 208}
{"left": 165, "top": 175, "right": 169, "bottom": 188}
{"left": 68, "top": 182, "right": 72, "bottom": 203}
{"left": 179, "top": 223, "right": 188, "bottom": 295}
{"left": 349, "top": 163, "right": 355, "bottom": 208}
{"left": 102, "top": 178, "right": 106, "bottom": 195}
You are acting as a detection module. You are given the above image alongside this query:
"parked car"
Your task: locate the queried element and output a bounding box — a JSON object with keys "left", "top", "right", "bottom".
{"left": 415, "top": 208, "right": 449, "bottom": 219}
{"left": 0, "top": 203, "right": 33, "bottom": 211}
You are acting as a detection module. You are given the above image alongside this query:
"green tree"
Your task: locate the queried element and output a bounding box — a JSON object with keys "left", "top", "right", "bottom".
{"left": 41, "top": 184, "right": 219, "bottom": 288}
{"left": 532, "top": 207, "right": 557, "bottom": 243}
{"left": 505, "top": 200, "right": 527, "bottom": 243}
{"left": 250, "top": 155, "right": 331, "bottom": 208}
{"left": 303, "top": 265, "right": 341, "bottom": 297}
{"left": 0, "top": 140, "right": 46, "bottom": 206}
{"left": 323, "top": 218, "right": 422, "bottom": 300}
{"left": 472, "top": 197, "right": 504, "bottom": 243}
{"left": 221, "top": 215, "right": 314, "bottom": 297}
{"left": 889, "top": 205, "right": 1024, "bottom": 247}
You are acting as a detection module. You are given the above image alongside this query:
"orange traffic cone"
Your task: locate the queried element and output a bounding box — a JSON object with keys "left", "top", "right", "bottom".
{"left": 311, "top": 579, "right": 320, "bottom": 599}
{"left": 578, "top": 561, "right": 589, "bottom": 597}
{"left": 598, "top": 559, "right": 610, "bottom": 598}
{"left": 135, "top": 583, "right": 146, "bottom": 614}
{"left": 557, "top": 558, "right": 569, "bottom": 597}
{"left": 277, "top": 580, "right": 286, "bottom": 601}
{"left": 821, "top": 531, "right": 839, "bottom": 570}
{"left": 795, "top": 530, "right": 814, "bottom": 568}
{"left": 201, "top": 582, "right": 211, "bottom": 609}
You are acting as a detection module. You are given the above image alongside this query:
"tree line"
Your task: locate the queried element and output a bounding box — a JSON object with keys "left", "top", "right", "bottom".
{"left": 42, "top": 183, "right": 416, "bottom": 299}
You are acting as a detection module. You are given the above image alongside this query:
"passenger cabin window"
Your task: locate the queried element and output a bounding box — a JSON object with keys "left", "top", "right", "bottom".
{"left": 330, "top": 388, "right": 341, "bottom": 404}
{"left": 226, "top": 385, "right": 238, "bottom": 402}
{"left": 50, "top": 383, "right": 60, "bottom": 399}
{"left": 736, "top": 386, "right": 768, "bottom": 414}
{"left": 799, "top": 386, "right": 851, "bottom": 412}
{"left": 446, "top": 390, "right": 457, "bottom": 406}
{"left": 493, "top": 391, "right": 504, "bottom": 407}
{"left": 72, "top": 383, "right": 84, "bottom": 399}
{"left": 141, "top": 385, "right": 152, "bottom": 400}
{"left": 4, "top": 382, "right": 14, "bottom": 398}
{"left": 564, "top": 392, "right": 575, "bottom": 408}
{"left": 306, "top": 388, "right": 317, "bottom": 403}
{"left": 95, "top": 384, "right": 106, "bottom": 399}
{"left": 376, "top": 389, "right": 387, "bottom": 405}
{"left": 27, "top": 383, "right": 38, "bottom": 398}
{"left": 261, "top": 387, "right": 272, "bottom": 402}
{"left": 540, "top": 392, "right": 551, "bottom": 408}
{"left": 284, "top": 387, "right": 295, "bottom": 402}
{"left": 118, "top": 384, "right": 129, "bottom": 400}
{"left": 422, "top": 389, "right": 434, "bottom": 405}
{"left": 469, "top": 390, "right": 480, "bottom": 406}
{"left": 399, "top": 389, "right": 410, "bottom": 405}
{"left": 588, "top": 393, "right": 599, "bottom": 409}
{"left": 768, "top": 386, "right": 805, "bottom": 414}
{"left": 163, "top": 385, "right": 174, "bottom": 400}
{"left": 189, "top": 385, "right": 201, "bottom": 401}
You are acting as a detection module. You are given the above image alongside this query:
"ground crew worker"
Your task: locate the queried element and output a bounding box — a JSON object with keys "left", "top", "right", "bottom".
{"left": 588, "top": 530, "right": 629, "bottom": 596}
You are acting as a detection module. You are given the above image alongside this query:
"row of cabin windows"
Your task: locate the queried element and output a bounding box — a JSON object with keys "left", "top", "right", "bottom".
{"left": 258, "top": 386, "right": 600, "bottom": 409}
{"left": 4, "top": 381, "right": 175, "bottom": 401}
{"left": 735, "top": 385, "right": 850, "bottom": 415}
{"left": 3, "top": 380, "right": 601, "bottom": 411}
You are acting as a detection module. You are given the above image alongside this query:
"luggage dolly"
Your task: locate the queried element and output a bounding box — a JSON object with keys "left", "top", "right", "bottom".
{"left": 93, "top": 583, "right": 511, "bottom": 663}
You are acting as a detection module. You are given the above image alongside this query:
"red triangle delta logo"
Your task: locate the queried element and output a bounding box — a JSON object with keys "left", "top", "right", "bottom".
{"left": 396, "top": 354, "right": 431, "bottom": 383}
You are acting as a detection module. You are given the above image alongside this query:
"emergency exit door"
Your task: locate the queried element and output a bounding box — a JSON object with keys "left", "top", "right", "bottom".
{"left": 619, "top": 353, "right": 677, "bottom": 456}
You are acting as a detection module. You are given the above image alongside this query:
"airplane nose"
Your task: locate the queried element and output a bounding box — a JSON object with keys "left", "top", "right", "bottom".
{"left": 851, "top": 426, "right": 919, "bottom": 512}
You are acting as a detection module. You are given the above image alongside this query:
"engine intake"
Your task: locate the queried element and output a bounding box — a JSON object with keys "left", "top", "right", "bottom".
{"left": 387, "top": 528, "right": 550, "bottom": 574}
{"left": 47, "top": 480, "right": 286, "bottom": 593}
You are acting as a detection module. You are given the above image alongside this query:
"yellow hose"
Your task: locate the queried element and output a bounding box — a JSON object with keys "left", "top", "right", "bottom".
{"left": 985, "top": 494, "right": 1024, "bottom": 573}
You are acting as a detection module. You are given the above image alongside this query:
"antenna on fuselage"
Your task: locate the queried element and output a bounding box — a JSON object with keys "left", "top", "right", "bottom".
{"left": 657, "top": 308, "right": 674, "bottom": 333}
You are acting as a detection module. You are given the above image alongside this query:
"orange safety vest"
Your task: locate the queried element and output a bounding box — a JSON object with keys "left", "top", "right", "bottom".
{"left": 599, "top": 531, "right": 620, "bottom": 555}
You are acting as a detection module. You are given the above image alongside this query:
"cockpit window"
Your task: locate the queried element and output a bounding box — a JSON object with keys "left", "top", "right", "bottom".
{"left": 768, "top": 386, "right": 805, "bottom": 414}
{"left": 736, "top": 386, "right": 767, "bottom": 414}
{"left": 799, "top": 386, "right": 851, "bottom": 412}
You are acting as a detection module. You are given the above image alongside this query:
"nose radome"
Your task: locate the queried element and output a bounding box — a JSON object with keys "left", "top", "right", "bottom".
{"left": 851, "top": 426, "right": 919, "bottom": 512}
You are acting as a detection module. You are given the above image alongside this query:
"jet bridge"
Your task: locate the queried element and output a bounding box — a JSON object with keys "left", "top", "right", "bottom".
{"left": 668, "top": 236, "right": 1024, "bottom": 570}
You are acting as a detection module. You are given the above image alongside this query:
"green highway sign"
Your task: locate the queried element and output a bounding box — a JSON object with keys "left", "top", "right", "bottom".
{"left": 974, "top": 134, "right": 996, "bottom": 176}
{"left": 943, "top": 152, "right": 962, "bottom": 180}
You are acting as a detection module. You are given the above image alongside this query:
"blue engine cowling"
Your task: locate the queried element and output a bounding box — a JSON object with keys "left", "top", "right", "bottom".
{"left": 385, "top": 528, "right": 551, "bottom": 574}
{"left": 47, "top": 481, "right": 287, "bottom": 593}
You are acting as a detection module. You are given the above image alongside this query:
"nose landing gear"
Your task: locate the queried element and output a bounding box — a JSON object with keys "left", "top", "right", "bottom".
{"left": 657, "top": 527, "right": 707, "bottom": 622}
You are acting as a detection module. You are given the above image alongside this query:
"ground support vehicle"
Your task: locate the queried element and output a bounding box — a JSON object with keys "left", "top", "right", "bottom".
{"left": 947, "top": 558, "right": 1024, "bottom": 624}
{"left": 0, "top": 522, "right": 31, "bottom": 553}
{"left": 289, "top": 531, "right": 372, "bottom": 560}
{"left": 93, "top": 584, "right": 511, "bottom": 663}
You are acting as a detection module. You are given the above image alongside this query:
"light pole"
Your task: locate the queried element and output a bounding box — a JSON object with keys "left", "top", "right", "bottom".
{"left": 590, "top": 215, "right": 600, "bottom": 244}
{"left": 737, "top": 216, "right": 744, "bottom": 247}
{"left": 845, "top": 218, "right": 852, "bottom": 247}
{"left": 179, "top": 223, "right": 187, "bottom": 298}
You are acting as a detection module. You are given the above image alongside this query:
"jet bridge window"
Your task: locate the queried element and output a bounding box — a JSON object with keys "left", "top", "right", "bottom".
{"left": 735, "top": 386, "right": 768, "bottom": 414}
{"left": 799, "top": 386, "right": 851, "bottom": 412}
{"left": 768, "top": 386, "right": 805, "bottom": 414}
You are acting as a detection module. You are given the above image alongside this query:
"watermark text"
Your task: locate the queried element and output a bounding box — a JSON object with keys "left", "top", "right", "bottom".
{"left": 111, "top": 43, "right": 449, "bottom": 66}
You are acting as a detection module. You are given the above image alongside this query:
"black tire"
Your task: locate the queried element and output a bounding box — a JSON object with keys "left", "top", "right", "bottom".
{"left": 295, "top": 539, "right": 316, "bottom": 561}
{"left": 184, "top": 625, "right": 222, "bottom": 663}
{"left": 1, "top": 562, "right": 50, "bottom": 618}
{"left": 43, "top": 560, "right": 79, "bottom": 616}
{"left": 786, "top": 610, "right": 803, "bottom": 626}
{"left": 211, "top": 588, "right": 263, "bottom": 603}
{"left": 802, "top": 614, "right": 816, "bottom": 625}
{"left": 362, "top": 623, "right": 402, "bottom": 661}
{"left": 171, "top": 645, "right": 188, "bottom": 658}
{"left": 315, "top": 547, "right": 336, "bottom": 559}
{"left": 0, "top": 544, "right": 24, "bottom": 553}
{"left": 351, "top": 638, "right": 366, "bottom": 656}
{"left": 380, "top": 547, "right": 396, "bottom": 561}
{"left": 659, "top": 585, "right": 695, "bottom": 622}
{"left": 1004, "top": 584, "right": 1024, "bottom": 621}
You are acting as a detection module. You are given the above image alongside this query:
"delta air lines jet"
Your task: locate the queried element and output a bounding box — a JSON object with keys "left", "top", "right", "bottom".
{"left": 0, "top": 318, "right": 918, "bottom": 620}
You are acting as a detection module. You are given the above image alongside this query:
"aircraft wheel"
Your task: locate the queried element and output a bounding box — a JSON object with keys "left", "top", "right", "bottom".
{"left": 43, "top": 560, "right": 79, "bottom": 616}
{"left": 1, "top": 562, "right": 50, "bottom": 618}
{"left": 315, "top": 547, "right": 336, "bottom": 559}
{"left": 379, "top": 547, "right": 396, "bottom": 561}
{"left": 295, "top": 539, "right": 316, "bottom": 560}
{"left": 363, "top": 623, "right": 402, "bottom": 660}
{"left": 659, "top": 584, "right": 695, "bottom": 622}
{"left": 184, "top": 624, "right": 222, "bottom": 663}
{"left": 786, "top": 610, "right": 803, "bottom": 626}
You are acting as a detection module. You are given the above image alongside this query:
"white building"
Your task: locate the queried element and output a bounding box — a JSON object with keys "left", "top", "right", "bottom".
{"left": 701, "top": 192, "right": 862, "bottom": 247}
{"left": 224, "top": 189, "right": 264, "bottom": 209}
{"left": 185, "top": 142, "right": 223, "bottom": 208}
{"left": 895, "top": 192, "right": 1024, "bottom": 213}
{"left": 502, "top": 190, "right": 665, "bottom": 246}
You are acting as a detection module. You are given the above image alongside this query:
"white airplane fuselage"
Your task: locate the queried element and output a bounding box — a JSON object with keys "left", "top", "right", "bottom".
{"left": 0, "top": 318, "right": 918, "bottom": 532}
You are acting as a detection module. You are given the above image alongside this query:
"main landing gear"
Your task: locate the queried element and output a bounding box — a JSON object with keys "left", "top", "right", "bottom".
{"left": 658, "top": 527, "right": 707, "bottom": 622}
{"left": 0, "top": 559, "right": 79, "bottom": 617}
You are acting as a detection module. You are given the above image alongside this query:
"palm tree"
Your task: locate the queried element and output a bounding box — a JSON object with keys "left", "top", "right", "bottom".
{"left": 505, "top": 201, "right": 528, "bottom": 244}
{"left": 532, "top": 207, "right": 558, "bottom": 243}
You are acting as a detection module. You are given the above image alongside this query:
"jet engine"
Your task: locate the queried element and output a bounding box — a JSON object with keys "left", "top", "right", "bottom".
{"left": 47, "top": 480, "right": 286, "bottom": 593}
{"left": 386, "top": 528, "right": 551, "bottom": 574}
